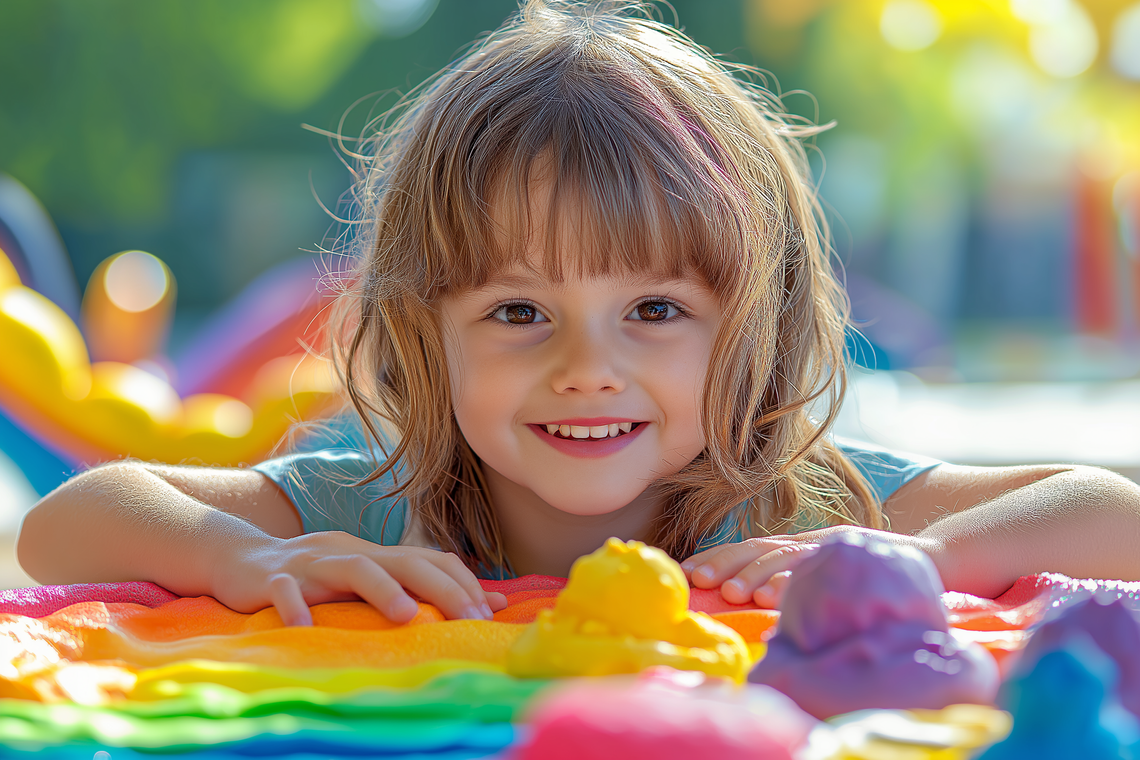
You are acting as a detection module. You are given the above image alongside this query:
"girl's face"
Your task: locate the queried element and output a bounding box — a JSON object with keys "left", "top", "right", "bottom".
{"left": 438, "top": 231, "right": 722, "bottom": 520}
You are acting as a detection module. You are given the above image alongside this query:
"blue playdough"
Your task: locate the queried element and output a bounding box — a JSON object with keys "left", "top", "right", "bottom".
{"left": 1021, "top": 597, "right": 1140, "bottom": 720}
{"left": 979, "top": 635, "right": 1139, "bottom": 759}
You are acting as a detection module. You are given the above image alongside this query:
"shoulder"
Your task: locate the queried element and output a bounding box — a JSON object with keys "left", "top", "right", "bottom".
{"left": 834, "top": 436, "right": 942, "bottom": 505}
{"left": 254, "top": 414, "right": 396, "bottom": 488}
{"left": 254, "top": 447, "right": 390, "bottom": 483}
{"left": 697, "top": 437, "right": 944, "bottom": 547}
{"left": 253, "top": 426, "right": 409, "bottom": 546}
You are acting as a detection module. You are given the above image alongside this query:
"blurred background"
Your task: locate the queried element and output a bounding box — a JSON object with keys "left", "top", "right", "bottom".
{"left": 1, "top": 0, "right": 1139, "bottom": 585}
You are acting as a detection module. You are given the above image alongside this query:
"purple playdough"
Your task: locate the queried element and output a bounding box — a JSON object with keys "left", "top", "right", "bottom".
{"left": 748, "top": 532, "right": 999, "bottom": 718}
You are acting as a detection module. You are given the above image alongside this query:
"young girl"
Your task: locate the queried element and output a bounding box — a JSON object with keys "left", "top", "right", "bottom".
{"left": 17, "top": 0, "right": 1140, "bottom": 627}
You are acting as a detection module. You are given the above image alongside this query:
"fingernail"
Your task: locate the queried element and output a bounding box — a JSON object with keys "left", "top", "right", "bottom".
{"left": 680, "top": 561, "right": 694, "bottom": 573}
{"left": 724, "top": 578, "right": 745, "bottom": 596}
{"left": 480, "top": 603, "right": 494, "bottom": 619}
{"left": 462, "top": 605, "right": 484, "bottom": 621}
{"left": 693, "top": 564, "right": 714, "bottom": 582}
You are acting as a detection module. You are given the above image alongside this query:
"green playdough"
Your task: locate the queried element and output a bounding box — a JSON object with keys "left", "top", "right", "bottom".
{"left": 0, "top": 670, "right": 550, "bottom": 752}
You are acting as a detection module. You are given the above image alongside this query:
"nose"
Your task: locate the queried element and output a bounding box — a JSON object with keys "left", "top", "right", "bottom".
{"left": 549, "top": 320, "right": 625, "bottom": 395}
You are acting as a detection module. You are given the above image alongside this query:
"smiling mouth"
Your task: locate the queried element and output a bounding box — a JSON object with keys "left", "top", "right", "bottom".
{"left": 540, "top": 422, "right": 643, "bottom": 440}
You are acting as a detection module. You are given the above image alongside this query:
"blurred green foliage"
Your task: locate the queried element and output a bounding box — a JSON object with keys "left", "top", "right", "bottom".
{"left": 0, "top": 0, "right": 749, "bottom": 308}
{"left": 0, "top": 0, "right": 376, "bottom": 223}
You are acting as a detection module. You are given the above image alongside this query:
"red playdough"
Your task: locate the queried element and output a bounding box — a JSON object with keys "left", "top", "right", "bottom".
{"left": 515, "top": 667, "right": 817, "bottom": 760}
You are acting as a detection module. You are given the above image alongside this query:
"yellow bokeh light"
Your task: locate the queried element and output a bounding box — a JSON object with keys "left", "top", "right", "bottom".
{"left": 880, "top": 0, "right": 943, "bottom": 51}
{"left": 1024, "top": 1, "right": 1099, "bottom": 78}
{"left": 1010, "top": 0, "right": 1070, "bottom": 26}
{"left": 213, "top": 399, "right": 255, "bottom": 438}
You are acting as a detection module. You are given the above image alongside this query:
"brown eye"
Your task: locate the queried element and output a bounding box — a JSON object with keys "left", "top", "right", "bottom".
{"left": 503, "top": 304, "right": 538, "bottom": 323}
{"left": 635, "top": 301, "right": 671, "bottom": 321}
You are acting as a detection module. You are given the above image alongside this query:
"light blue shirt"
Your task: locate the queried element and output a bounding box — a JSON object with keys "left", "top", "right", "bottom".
{"left": 253, "top": 427, "right": 940, "bottom": 578}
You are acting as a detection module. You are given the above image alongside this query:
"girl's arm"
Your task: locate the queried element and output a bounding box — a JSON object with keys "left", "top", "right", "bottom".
{"left": 892, "top": 463, "right": 1140, "bottom": 596}
{"left": 17, "top": 461, "right": 504, "bottom": 624}
{"left": 682, "top": 464, "right": 1140, "bottom": 604}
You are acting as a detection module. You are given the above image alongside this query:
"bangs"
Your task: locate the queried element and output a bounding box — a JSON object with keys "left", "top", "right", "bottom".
{"left": 401, "top": 27, "right": 763, "bottom": 300}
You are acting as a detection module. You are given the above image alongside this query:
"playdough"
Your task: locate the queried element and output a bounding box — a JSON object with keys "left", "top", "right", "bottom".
{"left": 823, "top": 704, "right": 1012, "bottom": 759}
{"left": 507, "top": 538, "right": 752, "bottom": 682}
{"left": 0, "top": 670, "right": 535, "bottom": 754}
{"left": 749, "top": 532, "right": 999, "bottom": 718}
{"left": 979, "top": 639, "right": 1140, "bottom": 759}
{"left": 515, "top": 667, "right": 817, "bottom": 760}
{"left": 1014, "top": 596, "right": 1140, "bottom": 719}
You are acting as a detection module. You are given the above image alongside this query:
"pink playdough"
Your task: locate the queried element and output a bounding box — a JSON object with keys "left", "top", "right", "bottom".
{"left": 748, "top": 532, "right": 999, "bottom": 719}
{"left": 515, "top": 667, "right": 817, "bottom": 760}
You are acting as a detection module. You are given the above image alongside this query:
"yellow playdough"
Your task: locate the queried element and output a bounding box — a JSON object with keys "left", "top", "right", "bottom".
{"left": 820, "top": 704, "right": 1012, "bottom": 760}
{"left": 507, "top": 538, "right": 752, "bottom": 682}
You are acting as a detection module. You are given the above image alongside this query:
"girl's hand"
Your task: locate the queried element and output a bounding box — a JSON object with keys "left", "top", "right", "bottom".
{"left": 680, "top": 526, "right": 936, "bottom": 609}
{"left": 681, "top": 535, "right": 821, "bottom": 609}
{"left": 214, "top": 531, "right": 508, "bottom": 627}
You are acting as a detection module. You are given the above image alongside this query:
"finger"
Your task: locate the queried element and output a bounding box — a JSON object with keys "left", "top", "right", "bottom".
{"left": 385, "top": 557, "right": 492, "bottom": 621}
{"left": 487, "top": 591, "right": 508, "bottom": 612}
{"left": 267, "top": 573, "right": 313, "bottom": 627}
{"left": 429, "top": 552, "right": 498, "bottom": 619}
{"left": 685, "top": 538, "right": 794, "bottom": 589}
{"left": 752, "top": 571, "right": 791, "bottom": 609}
{"left": 680, "top": 545, "right": 729, "bottom": 576}
{"left": 310, "top": 556, "right": 420, "bottom": 623}
{"left": 720, "top": 544, "right": 818, "bottom": 604}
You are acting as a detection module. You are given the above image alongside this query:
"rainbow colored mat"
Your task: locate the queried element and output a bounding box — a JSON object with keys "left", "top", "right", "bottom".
{"left": 0, "top": 573, "right": 1136, "bottom": 757}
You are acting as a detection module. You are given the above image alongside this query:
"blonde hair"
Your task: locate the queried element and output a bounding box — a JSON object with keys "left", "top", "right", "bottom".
{"left": 331, "top": 0, "right": 882, "bottom": 571}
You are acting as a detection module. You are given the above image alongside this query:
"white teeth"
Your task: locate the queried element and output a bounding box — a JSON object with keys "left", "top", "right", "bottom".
{"left": 544, "top": 422, "right": 638, "bottom": 439}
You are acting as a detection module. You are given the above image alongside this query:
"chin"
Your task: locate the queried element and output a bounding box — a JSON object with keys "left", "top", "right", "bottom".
{"left": 536, "top": 485, "right": 650, "bottom": 518}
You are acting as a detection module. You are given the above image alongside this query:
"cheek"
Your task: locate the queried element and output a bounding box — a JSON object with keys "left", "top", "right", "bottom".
{"left": 445, "top": 338, "right": 524, "bottom": 437}
{"left": 656, "top": 337, "right": 713, "bottom": 440}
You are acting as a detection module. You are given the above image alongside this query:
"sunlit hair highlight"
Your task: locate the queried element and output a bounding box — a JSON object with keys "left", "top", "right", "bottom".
{"left": 331, "top": 0, "right": 883, "bottom": 571}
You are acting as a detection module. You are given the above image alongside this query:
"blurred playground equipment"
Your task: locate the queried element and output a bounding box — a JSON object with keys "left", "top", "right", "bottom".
{"left": 0, "top": 175, "right": 340, "bottom": 500}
